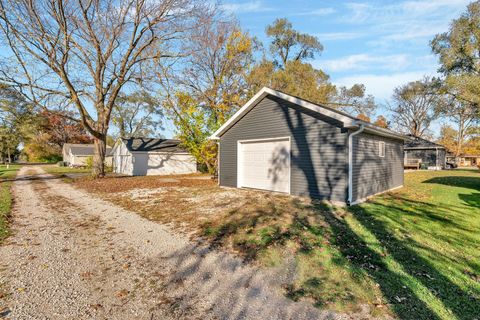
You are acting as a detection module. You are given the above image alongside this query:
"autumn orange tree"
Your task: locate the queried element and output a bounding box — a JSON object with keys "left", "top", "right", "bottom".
{"left": 0, "top": 0, "right": 208, "bottom": 177}
{"left": 22, "top": 110, "right": 93, "bottom": 162}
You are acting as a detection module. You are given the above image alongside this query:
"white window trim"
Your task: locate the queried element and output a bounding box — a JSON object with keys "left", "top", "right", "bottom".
{"left": 379, "top": 141, "right": 386, "bottom": 158}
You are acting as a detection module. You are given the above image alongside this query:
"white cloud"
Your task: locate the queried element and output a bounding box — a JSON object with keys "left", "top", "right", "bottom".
{"left": 296, "top": 7, "right": 336, "bottom": 16}
{"left": 221, "top": 1, "right": 273, "bottom": 14}
{"left": 318, "top": 54, "right": 411, "bottom": 72}
{"left": 398, "top": 0, "right": 472, "bottom": 14}
{"left": 334, "top": 70, "right": 438, "bottom": 101}
{"left": 315, "top": 32, "right": 362, "bottom": 41}
{"left": 310, "top": 7, "right": 336, "bottom": 15}
{"left": 340, "top": 0, "right": 471, "bottom": 45}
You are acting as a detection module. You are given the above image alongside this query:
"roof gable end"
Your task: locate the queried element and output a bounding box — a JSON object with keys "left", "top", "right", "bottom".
{"left": 210, "top": 87, "right": 356, "bottom": 139}
{"left": 210, "top": 87, "right": 409, "bottom": 141}
{"left": 404, "top": 135, "right": 445, "bottom": 149}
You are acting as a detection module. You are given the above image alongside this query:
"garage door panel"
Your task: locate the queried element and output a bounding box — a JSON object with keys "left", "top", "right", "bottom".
{"left": 238, "top": 138, "right": 290, "bottom": 193}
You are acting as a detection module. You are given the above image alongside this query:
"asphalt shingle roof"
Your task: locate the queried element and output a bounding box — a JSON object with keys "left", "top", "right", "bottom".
{"left": 404, "top": 135, "right": 445, "bottom": 149}
{"left": 122, "top": 138, "right": 187, "bottom": 153}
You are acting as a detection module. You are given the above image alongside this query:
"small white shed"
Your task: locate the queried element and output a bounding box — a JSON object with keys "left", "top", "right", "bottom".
{"left": 62, "top": 143, "right": 113, "bottom": 167}
{"left": 112, "top": 138, "right": 197, "bottom": 176}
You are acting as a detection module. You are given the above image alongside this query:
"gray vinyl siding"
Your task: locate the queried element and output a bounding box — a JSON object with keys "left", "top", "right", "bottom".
{"left": 219, "top": 95, "right": 348, "bottom": 202}
{"left": 352, "top": 133, "right": 404, "bottom": 202}
{"left": 404, "top": 148, "right": 446, "bottom": 168}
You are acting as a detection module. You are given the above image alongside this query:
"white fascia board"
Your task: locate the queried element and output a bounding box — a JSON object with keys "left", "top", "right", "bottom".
{"left": 210, "top": 88, "right": 269, "bottom": 140}
{"left": 404, "top": 146, "right": 445, "bottom": 150}
{"left": 209, "top": 87, "right": 356, "bottom": 139}
{"left": 111, "top": 138, "right": 123, "bottom": 155}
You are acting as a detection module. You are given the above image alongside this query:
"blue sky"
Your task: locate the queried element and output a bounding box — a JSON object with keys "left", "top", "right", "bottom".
{"left": 222, "top": 0, "right": 469, "bottom": 102}
{"left": 213, "top": 0, "right": 471, "bottom": 137}
{"left": 1, "top": 0, "right": 471, "bottom": 138}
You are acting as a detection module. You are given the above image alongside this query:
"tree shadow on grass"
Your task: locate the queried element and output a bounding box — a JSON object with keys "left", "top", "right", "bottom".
{"left": 458, "top": 193, "right": 480, "bottom": 208}
{"left": 339, "top": 200, "right": 480, "bottom": 320}
{"left": 306, "top": 201, "right": 445, "bottom": 320}
{"left": 424, "top": 175, "right": 480, "bottom": 208}
{"left": 200, "top": 194, "right": 479, "bottom": 319}
{"left": 379, "top": 195, "right": 475, "bottom": 234}
{"left": 423, "top": 176, "right": 480, "bottom": 191}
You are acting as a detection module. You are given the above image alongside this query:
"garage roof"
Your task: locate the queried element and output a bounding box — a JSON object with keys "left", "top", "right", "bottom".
{"left": 65, "top": 144, "right": 113, "bottom": 156}
{"left": 405, "top": 135, "right": 446, "bottom": 150}
{"left": 122, "top": 138, "right": 187, "bottom": 153}
{"left": 210, "top": 87, "right": 409, "bottom": 141}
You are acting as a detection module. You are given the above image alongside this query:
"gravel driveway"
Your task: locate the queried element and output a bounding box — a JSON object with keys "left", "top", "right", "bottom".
{"left": 0, "top": 166, "right": 358, "bottom": 320}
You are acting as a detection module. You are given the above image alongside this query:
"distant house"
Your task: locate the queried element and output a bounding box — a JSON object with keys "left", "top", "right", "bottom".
{"left": 62, "top": 143, "right": 113, "bottom": 167}
{"left": 112, "top": 138, "right": 197, "bottom": 176}
{"left": 447, "top": 154, "right": 480, "bottom": 167}
{"left": 404, "top": 135, "right": 446, "bottom": 170}
{"left": 210, "top": 87, "right": 409, "bottom": 205}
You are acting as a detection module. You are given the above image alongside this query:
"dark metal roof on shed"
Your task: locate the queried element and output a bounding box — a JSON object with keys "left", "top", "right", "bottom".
{"left": 404, "top": 135, "right": 445, "bottom": 150}
{"left": 122, "top": 138, "right": 187, "bottom": 153}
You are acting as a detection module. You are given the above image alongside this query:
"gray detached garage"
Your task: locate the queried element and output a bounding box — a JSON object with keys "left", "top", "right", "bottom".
{"left": 404, "top": 135, "right": 446, "bottom": 170}
{"left": 112, "top": 138, "right": 197, "bottom": 176}
{"left": 211, "top": 87, "right": 409, "bottom": 205}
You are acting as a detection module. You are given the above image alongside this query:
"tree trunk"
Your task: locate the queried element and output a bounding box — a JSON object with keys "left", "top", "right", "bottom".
{"left": 7, "top": 148, "right": 11, "bottom": 169}
{"left": 92, "top": 136, "right": 106, "bottom": 178}
{"left": 455, "top": 120, "right": 465, "bottom": 158}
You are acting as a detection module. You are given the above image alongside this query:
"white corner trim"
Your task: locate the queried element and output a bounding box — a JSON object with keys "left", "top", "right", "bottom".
{"left": 111, "top": 138, "right": 123, "bottom": 155}
{"left": 210, "top": 87, "right": 356, "bottom": 140}
{"left": 350, "top": 185, "right": 404, "bottom": 206}
{"left": 348, "top": 124, "right": 365, "bottom": 205}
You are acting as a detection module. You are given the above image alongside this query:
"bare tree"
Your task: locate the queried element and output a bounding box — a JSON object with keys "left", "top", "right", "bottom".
{"left": 112, "top": 91, "right": 163, "bottom": 139}
{"left": 389, "top": 78, "right": 442, "bottom": 138}
{"left": 0, "top": 0, "right": 206, "bottom": 176}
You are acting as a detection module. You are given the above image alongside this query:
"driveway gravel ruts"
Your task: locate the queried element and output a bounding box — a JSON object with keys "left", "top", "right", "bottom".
{"left": 0, "top": 166, "right": 361, "bottom": 319}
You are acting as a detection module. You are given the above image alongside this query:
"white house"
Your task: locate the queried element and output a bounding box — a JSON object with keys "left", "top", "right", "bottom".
{"left": 62, "top": 143, "right": 113, "bottom": 167}
{"left": 112, "top": 138, "right": 197, "bottom": 176}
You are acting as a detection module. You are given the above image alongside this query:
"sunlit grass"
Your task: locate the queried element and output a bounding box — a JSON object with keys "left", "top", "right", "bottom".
{"left": 41, "top": 165, "right": 92, "bottom": 176}
{"left": 346, "top": 169, "right": 480, "bottom": 319}
{"left": 0, "top": 164, "right": 20, "bottom": 242}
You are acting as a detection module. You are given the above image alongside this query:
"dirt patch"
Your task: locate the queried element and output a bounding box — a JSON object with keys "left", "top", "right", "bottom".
{"left": 74, "top": 173, "right": 215, "bottom": 193}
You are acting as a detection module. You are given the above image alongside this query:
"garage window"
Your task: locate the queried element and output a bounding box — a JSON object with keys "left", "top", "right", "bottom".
{"left": 379, "top": 141, "right": 385, "bottom": 158}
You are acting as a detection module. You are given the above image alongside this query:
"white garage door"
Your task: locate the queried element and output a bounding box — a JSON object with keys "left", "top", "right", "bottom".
{"left": 238, "top": 138, "right": 290, "bottom": 193}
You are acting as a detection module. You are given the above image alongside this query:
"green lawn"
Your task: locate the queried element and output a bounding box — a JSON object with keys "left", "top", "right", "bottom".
{"left": 202, "top": 169, "right": 480, "bottom": 319}
{"left": 343, "top": 169, "right": 480, "bottom": 319}
{"left": 0, "top": 164, "right": 20, "bottom": 242}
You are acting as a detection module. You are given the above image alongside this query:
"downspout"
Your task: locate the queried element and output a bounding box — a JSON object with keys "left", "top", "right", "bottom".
{"left": 347, "top": 124, "right": 365, "bottom": 205}
{"left": 216, "top": 141, "right": 220, "bottom": 185}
